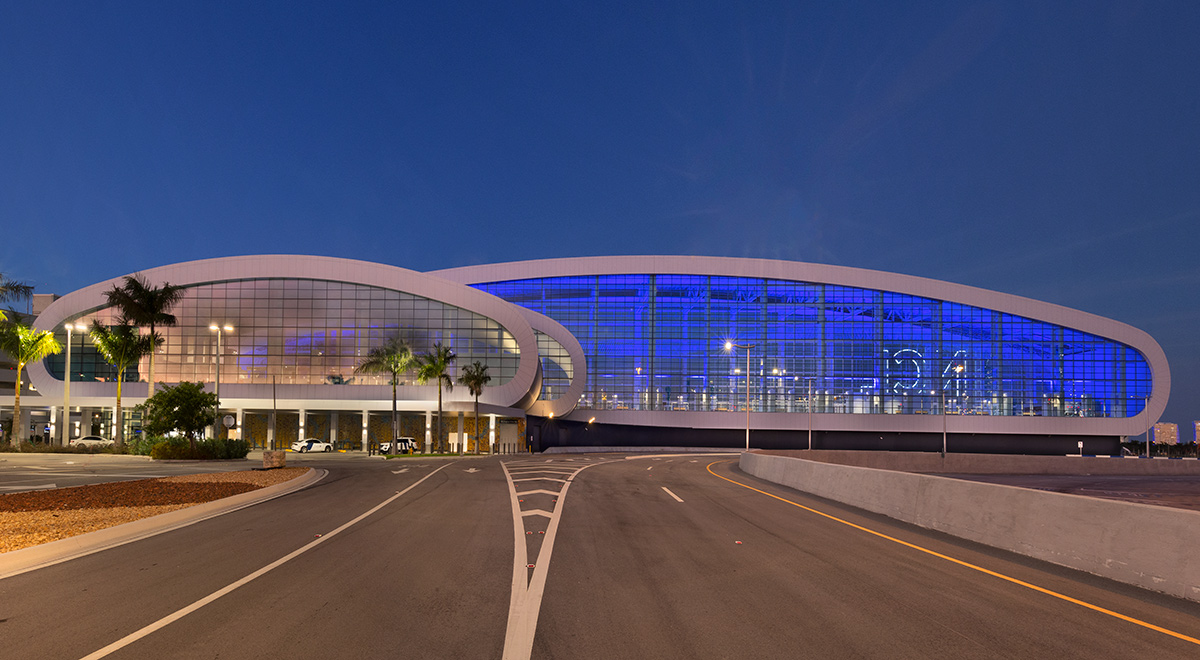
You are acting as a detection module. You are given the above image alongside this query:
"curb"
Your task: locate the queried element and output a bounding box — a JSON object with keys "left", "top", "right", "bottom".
{"left": 0, "top": 468, "right": 327, "bottom": 580}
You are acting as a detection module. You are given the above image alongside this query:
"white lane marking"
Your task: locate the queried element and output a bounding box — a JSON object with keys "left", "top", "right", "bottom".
{"left": 515, "top": 489, "right": 560, "bottom": 496}
{"left": 521, "top": 509, "right": 553, "bottom": 518}
{"left": 512, "top": 477, "right": 567, "bottom": 483}
{"left": 8, "top": 472, "right": 169, "bottom": 478}
{"left": 464, "top": 468, "right": 480, "bottom": 473}
{"left": 661, "top": 487, "right": 684, "bottom": 503}
{"left": 392, "top": 468, "right": 410, "bottom": 474}
{"left": 79, "top": 463, "right": 453, "bottom": 660}
{"left": 623, "top": 453, "right": 741, "bottom": 460}
{"left": 646, "top": 466, "right": 654, "bottom": 471}
{"left": 0, "top": 483, "right": 57, "bottom": 491}
{"left": 500, "top": 459, "right": 616, "bottom": 660}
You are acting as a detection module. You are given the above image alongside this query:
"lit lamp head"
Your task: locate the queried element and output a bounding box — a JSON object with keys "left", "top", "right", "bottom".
{"left": 724, "top": 341, "right": 733, "bottom": 351}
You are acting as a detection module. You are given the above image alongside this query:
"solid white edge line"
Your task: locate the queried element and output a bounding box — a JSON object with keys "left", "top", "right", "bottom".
{"left": 78, "top": 463, "right": 454, "bottom": 660}
{"left": 661, "top": 486, "right": 684, "bottom": 503}
{"left": 1, "top": 469, "right": 327, "bottom": 581}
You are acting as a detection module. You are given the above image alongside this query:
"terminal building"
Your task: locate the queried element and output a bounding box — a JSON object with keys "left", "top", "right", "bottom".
{"left": 5, "top": 255, "right": 1170, "bottom": 454}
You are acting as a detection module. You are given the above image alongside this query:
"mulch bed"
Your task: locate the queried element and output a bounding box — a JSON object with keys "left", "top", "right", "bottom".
{"left": 0, "top": 480, "right": 260, "bottom": 513}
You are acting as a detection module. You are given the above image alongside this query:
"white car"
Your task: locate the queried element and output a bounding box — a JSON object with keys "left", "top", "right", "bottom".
{"left": 70, "top": 435, "right": 115, "bottom": 448}
{"left": 380, "top": 437, "right": 416, "bottom": 454}
{"left": 291, "top": 439, "right": 334, "bottom": 453}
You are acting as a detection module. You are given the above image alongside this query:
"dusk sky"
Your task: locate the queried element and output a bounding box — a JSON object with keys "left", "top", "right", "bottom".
{"left": 2, "top": 2, "right": 1198, "bottom": 438}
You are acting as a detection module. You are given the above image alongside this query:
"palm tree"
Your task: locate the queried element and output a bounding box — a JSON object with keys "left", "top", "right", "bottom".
{"left": 0, "top": 274, "right": 33, "bottom": 323}
{"left": 416, "top": 342, "right": 456, "bottom": 453}
{"left": 104, "top": 274, "right": 185, "bottom": 390}
{"left": 89, "top": 321, "right": 156, "bottom": 448}
{"left": 0, "top": 322, "right": 62, "bottom": 446}
{"left": 355, "top": 336, "right": 416, "bottom": 450}
{"left": 457, "top": 361, "right": 491, "bottom": 455}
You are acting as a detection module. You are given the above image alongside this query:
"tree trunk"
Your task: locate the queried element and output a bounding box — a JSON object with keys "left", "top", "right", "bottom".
{"left": 146, "top": 324, "right": 155, "bottom": 396}
{"left": 115, "top": 377, "right": 125, "bottom": 449}
{"left": 11, "top": 363, "right": 23, "bottom": 447}
{"left": 474, "top": 397, "right": 480, "bottom": 454}
{"left": 436, "top": 384, "right": 443, "bottom": 453}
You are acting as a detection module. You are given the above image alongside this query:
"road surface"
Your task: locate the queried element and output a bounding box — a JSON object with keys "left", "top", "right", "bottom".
{"left": 2, "top": 453, "right": 1199, "bottom": 659}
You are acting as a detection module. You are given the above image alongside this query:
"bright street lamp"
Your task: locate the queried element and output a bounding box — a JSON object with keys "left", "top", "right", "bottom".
{"left": 61, "top": 321, "right": 87, "bottom": 445}
{"left": 724, "top": 341, "right": 755, "bottom": 450}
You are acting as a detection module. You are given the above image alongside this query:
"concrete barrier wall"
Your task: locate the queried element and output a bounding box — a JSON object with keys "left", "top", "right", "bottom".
{"left": 766, "top": 449, "right": 1200, "bottom": 475}
{"left": 741, "top": 452, "right": 1200, "bottom": 602}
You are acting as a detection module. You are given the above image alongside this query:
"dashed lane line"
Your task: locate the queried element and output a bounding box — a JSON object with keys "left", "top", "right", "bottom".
{"left": 705, "top": 460, "right": 1200, "bottom": 648}
{"left": 661, "top": 486, "right": 684, "bottom": 503}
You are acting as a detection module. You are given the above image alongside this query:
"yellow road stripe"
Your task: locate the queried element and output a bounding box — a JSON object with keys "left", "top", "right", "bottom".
{"left": 705, "top": 460, "right": 1200, "bottom": 647}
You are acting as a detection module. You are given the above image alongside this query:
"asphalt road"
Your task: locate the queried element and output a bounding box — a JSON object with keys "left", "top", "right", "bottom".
{"left": 0, "top": 452, "right": 282, "bottom": 493}
{"left": 2, "top": 453, "right": 1199, "bottom": 659}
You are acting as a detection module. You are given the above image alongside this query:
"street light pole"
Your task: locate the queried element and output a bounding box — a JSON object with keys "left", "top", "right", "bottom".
{"left": 808, "top": 378, "right": 813, "bottom": 451}
{"left": 941, "top": 388, "right": 947, "bottom": 457}
{"left": 724, "top": 341, "right": 755, "bottom": 450}
{"left": 1145, "top": 396, "right": 1151, "bottom": 458}
{"left": 942, "top": 364, "right": 964, "bottom": 458}
{"left": 60, "top": 322, "right": 85, "bottom": 446}
{"left": 209, "top": 324, "right": 233, "bottom": 436}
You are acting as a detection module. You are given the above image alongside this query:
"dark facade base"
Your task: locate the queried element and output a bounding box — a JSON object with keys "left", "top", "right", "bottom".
{"left": 526, "top": 417, "right": 1121, "bottom": 456}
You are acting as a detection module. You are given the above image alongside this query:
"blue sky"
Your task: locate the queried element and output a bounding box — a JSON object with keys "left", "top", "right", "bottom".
{"left": 2, "top": 2, "right": 1198, "bottom": 438}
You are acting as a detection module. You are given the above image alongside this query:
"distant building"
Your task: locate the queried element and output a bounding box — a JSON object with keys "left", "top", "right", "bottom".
{"left": 2, "top": 255, "right": 1173, "bottom": 453}
{"left": 1153, "top": 422, "right": 1179, "bottom": 445}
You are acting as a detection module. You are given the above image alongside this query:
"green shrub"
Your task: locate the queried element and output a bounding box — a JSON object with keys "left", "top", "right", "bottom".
{"left": 148, "top": 437, "right": 251, "bottom": 460}
{"left": 149, "top": 437, "right": 192, "bottom": 460}
{"left": 125, "top": 435, "right": 166, "bottom": 456}
{"left": 0, "top": 441, "right": 86, "bottom": 453}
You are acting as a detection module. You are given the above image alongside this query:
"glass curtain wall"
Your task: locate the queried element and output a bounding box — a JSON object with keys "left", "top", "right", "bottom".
{"left": 474, "top": 275, "right": 1151, "bottom": 418}
{"left": 45, "top": 278, "right": 521, "bottom": 387}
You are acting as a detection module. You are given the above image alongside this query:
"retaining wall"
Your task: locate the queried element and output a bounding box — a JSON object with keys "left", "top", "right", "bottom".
{"left": 741, "top": 452, "right": 1200, "bottom": 602}
{"left": 766, "top": 449, "right": 1200, "bottom": 475}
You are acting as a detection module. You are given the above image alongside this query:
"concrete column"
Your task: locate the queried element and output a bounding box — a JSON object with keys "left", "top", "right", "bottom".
{"left": 49, "top": 407, "right": 57, "bottom": 445}
{"left": 298, "top": 408, "right": 307, "bottom": 440}
{"left": 489, "top": 415, "right": 496, "bottom": 454}
{"left": 361, "top": 409, "right": 369, "bottom": 452}
{"left": 425, "top": 409, "right": 433, "bottom": 454}
{"left": 235, "top": 409, "right": 244, "bottom": 443}
{"left": 330, "top": 412, "right": 339, "bottom": 446}
{"left": 267, "top": 411, "right": 275, "bottom": 450}
{"left": 457, "top": 411, "right": 464, "bottom": 454}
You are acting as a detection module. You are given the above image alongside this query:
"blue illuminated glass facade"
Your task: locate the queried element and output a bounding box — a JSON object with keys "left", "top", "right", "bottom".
{"left": 475, "top": 275, "right": 1151, "bottom": 419}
